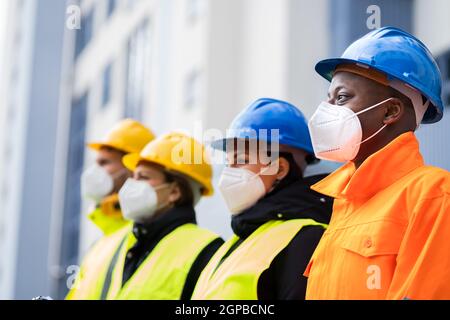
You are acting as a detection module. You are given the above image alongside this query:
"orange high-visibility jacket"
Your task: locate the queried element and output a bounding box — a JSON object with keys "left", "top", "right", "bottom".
{"left": 305, "top": 132, "right": 450, "bottom": 300}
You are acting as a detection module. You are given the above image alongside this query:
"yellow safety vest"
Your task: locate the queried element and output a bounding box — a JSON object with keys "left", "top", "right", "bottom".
{"left": 65, "top": 224, "right": 131, "bottom": 300}
{"left": 88, "top": 194, "right": 128, "bottom": 235}
{"left": 192, "top": 219, "right": 327, "bottom": 300}
{"left": 105, "top": 223, "right": 220, "bottom": 300}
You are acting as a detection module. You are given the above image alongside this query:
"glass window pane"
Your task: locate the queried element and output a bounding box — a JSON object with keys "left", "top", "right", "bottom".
{"left": 107, "top": 0, "right": 117, "bottom": 17}
{"left": 75, "top": 8, "right": 94, "bottom": 58}
{"left": 124, "top": 19, "right": 151, "bottom": 120}
{"left": 102, "top": 63, "right": 113, "bottom": 108}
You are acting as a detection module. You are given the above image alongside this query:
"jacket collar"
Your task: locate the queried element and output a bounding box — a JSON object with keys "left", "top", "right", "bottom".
{"left": 88, "top": 193, "right": 128, "bottom": 235}
{"left": 311, "top": 132, "right": 424, "bottom": 200}
{"left": 132, "top": 205, "right": 196, "bottom": 243}
{"left": 231, "top": 174, "right": 333, "bottom": 239}
{"left": 98, "top": 193, "right": 122, "bottom": 215}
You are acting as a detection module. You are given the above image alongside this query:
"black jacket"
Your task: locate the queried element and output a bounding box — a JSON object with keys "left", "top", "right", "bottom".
{"left": 227, "top": 174, "right": 333, "bottom": 300}
{"left": 121, "top": 205, "right": 224, "bottom": 300}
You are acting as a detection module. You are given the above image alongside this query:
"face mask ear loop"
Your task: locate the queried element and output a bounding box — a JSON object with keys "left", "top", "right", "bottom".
{"left": 153, "top": 182, "right": 176, "bottom": 212}
{"left": 153, "top": 182, "right": 173, "bottom": 192}
{"left": 355, "top": 97, "right": 394, "bottom": 116}
{"left": 356, "top": 123, "right": 388, "bottom": 146}
{"left": 346, "top": 97, "right": 392, "bottom": 146}
{"left": 255, "top": 159, "right": 282, "bottom": 194}
{"left": 343, "top": 97, "right": 394, "bottom": 122}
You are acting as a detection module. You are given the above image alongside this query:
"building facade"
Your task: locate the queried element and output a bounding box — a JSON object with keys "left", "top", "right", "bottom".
{"left": 0, "top": 0, "right": 67, "bottom": 299}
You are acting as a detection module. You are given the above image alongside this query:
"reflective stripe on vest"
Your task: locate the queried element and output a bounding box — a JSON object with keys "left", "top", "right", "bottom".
{"left": 105, "top": 223, "right": 219, "bottom": 300}
{"left": 65, "top": 225, "right": 131, "bottom": 300}
{"left": 192, "top": 219, "right": 327, "bottom": 300}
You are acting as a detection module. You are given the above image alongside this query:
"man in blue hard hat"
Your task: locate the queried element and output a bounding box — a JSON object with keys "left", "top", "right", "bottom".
{"left": 306, "top": 27, "right": 450, "bottom": 299}
{"left": 191, "top": 98, "right": 332, "bottom": 300}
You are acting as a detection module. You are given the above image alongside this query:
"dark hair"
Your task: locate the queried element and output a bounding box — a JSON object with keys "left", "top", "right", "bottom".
{"left": 279, "top": 152, "right": 303, "bottom": 179}
{"left": 163, "top": 171, "right": 194, "bottom": 207}
{"left": 267, "top": 152, "right": 303, "bottom": 194}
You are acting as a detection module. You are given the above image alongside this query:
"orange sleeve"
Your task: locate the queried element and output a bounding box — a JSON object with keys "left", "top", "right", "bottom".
{"left": 386, "top": 192, "right": 450, "bottom": 299}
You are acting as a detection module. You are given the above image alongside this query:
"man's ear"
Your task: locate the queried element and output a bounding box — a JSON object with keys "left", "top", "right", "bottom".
{"left": 383, "top": 98, "right": 404, "bottom": 125}
{"left": 276, "top": 157, "right": 290, "bottom": 181}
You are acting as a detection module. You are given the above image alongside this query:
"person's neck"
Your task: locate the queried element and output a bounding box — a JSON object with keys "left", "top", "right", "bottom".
{"left": 354, "top": 141, "right": 389, "bottom": 169}
{"left": 139, "top": 206, "right": 172, "bottom": 225}
{"left": 353, "top": 130, "right": 413, "bottom": 169}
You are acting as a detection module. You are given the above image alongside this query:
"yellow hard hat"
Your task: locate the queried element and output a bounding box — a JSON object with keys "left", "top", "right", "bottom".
{"left": 88, "top": 119, "right": 155, "bottom": 154}
{"left": 123, "top": 132, "right": 214, "bottom": 196}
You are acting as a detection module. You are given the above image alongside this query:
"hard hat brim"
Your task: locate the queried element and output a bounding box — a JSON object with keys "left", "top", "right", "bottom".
{"left": 122, "top": 152, "right": 214, "bottom": 197}
{"left": 122, "top": 152, "right": 141, "bottom": 171}
{"left": 87, "top": 142, "right": 132, "bottom": 154}
{"left": 210, "top": 137, "right": 319, "bottom": 164}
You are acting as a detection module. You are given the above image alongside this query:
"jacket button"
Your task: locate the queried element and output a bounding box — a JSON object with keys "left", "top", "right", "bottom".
{"left": 364, "top": 238, "right": 372, "bottom": 248}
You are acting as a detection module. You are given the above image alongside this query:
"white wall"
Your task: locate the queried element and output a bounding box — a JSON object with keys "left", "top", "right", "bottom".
{"left": 414, "top": 0, "right": 450, "bottom": 55}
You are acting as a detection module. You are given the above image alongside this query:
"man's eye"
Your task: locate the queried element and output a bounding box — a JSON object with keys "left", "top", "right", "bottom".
{"left": 336, "top": 94, "right": 350, "bottom": 103}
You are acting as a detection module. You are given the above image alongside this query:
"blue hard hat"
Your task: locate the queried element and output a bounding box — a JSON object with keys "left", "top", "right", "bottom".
{"left": 315, "top": 26, "right": 443, "bottom": 123}
{"left": 211, "top": 98, "right": 316, "bottom": 159}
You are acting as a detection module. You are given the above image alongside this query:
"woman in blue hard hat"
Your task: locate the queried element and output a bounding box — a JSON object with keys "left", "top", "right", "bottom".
{"left": 191, "top": 98, "right": 333, "bottom": 300}
{"left": 305, "top": 27, "right": 450, "bottom": 299}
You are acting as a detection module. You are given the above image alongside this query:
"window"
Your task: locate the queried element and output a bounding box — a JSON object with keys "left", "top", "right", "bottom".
{"left": 75, "top": 8, "right": 94, "bottom": 58}
{"left": 184, "top": 69, "right": 202, "bottom": 110}
{"left": 124, "top": 20, "right": 151, "bottom": 120}
{"left": 329, "top": 0, "right": 412, "bottom": 57}
{"left": 57, "top": 92, "right": 88, "bottom": 299}
{"left": 107, "top": 0, "right": 117, "bottom": 17}
{"left": 102, "top": 63, "right": 113, "bottom": 108}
